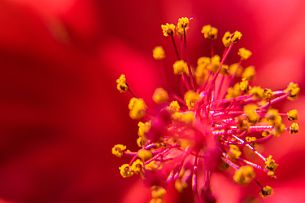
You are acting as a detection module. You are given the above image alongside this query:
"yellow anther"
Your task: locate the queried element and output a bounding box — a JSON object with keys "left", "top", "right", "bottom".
{"left": 173, "top": 60, "right": 189, "bottom": 75}
{"left": 242, "top": 66, "right": 256, "bottom": 80}
{"left": 245, "top": 136, "right": 257, "bottom": 142}
{"left": 195, "top": 66, "right": 208, "bottom": 85}
{"left": 238, "top": 48, "right": 252, "bottom": 60}
{"left": 172, "top": 111, "right": 195, "bottom": 124}
{"left": 196, "top": 57, "right": 210, "bottom": 84}
{"left": 184, "top": 90, "right": 200, "bottom": 110}
{"left": 150, "top": 198, "right": 164, "bottom": 203}
{"left": 152, "top": 88, "right": 169, "bottom": 104}
{"left": 176, "top": 17, "right": 190, "bottom": 35}
{"left": 285, "top": 82, "right": 300, "bottom": 100}
{"left": 138, "top": 149, "right": 153, "bottom": 161}
{"left": 265, "top": 109, "right": 282, "bottom": 126}
{"left": 169, "top": 100, "right": 180, "bottom": 112}
{"left": 262, "top": 131, "right": 271, "bottom": 137}
{"left": 237, "top": 116, "right": 250, "bottom": 131}
{"left": 153, "top": 46, "right": 166, "bottom": 60}
{"left": 231, "top": 31, "right": 242, "bottom": 42}
{"left": 119, "top": 164, "right": 133, "bottom": 178}
{"left": 287, "top": 109, "right": 298, "bottom": 121}
{"left": 112, "top": 144, "right": 127, "bottom": 158}
{"left": 265, "top": 155, "right": 278, "bottom": 176}
{"left": 244, "top": 104, "right": 259, "bottom": 123}
{"left": 222, "top": 31, "right": 242, "bottom": 47}
{"left": 226, "top": 83, "right": 241, "bottom": 99}
{"left": 128, "top": 97, "right": 147, "bottom": 120}
{"left": 197, "top": 56, "right": 211, "bottom": 65}
{"left": 274, "top": 123, "right": 286, "bottom": 137}
{"left": 201, "top": 25, "right": 218, "bottom": 40}
{"left": 137, "top": 136, "right": 147, "bottom": 147}
{"left": 220, "top": 64, "right": 229, "bottom": 75}
{"left": 229, "top": 63, "right": 243, "bottom": 77}
{"left": 289, "top": 122, "right": 299, "bottom": 134}
{"left": 116, "top": 74, "right": 128, "bottom": 93}
{"left": 175, "top": 179, "right": 188, "bottom": 192}
{"left": 233, "top": 165, "right": 255, "bottom": 184}
{"left": 131, "top": 159, "right": 144, "bottom": 174}
{"left": 260, "top": 186, "right": 273, "bottom": 197}
{"left": 249, "top": 86, "right": 264, "bottom": 98}
{"left": 138, "top": 121, "right": 151, "bottom": 137}
{"left": 263, "top": 88, "right": 274, "bottom": 100}
{"left": 145, "top": 161, "right": 162, "bottom": 171}
{"left": 161, "top": 23, "right": 176, "bottom": 37}
{"left": 222, "top": 32, "right": 231, "bottom": 47}
{"left": 208, "top": 55, "right": 220, "bottom": 72}
{"left": 239, "top": 79, "right": 249, "bottom": 92}
{"left": 229, "top": 144, "right": 241, "bottom": 159}
{"left": 151, "top": 186, "right": 167, "bottom": 199}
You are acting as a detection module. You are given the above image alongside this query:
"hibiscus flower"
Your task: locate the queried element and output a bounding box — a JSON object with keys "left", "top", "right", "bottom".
{"left": 0, "top": 0, "right": 304, "bottom": 203}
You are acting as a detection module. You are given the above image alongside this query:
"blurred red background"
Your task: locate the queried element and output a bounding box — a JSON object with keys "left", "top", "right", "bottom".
{"left": 0, "top": 0, "right": 304, "bottom": 202}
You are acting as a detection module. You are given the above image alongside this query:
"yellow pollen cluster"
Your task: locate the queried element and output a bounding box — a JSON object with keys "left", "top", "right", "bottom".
{"left": 229, "top": 144, "right": 241, "bottom": 159}
{"left": 287, "top": 109, "right": 298, "bottom": 121}
{"left": 228, "top": 63, "right": 243, "bottom": 77}
{"left": 153, "top": 46, "right": 166, "bottom": 60}
{"left": 138, "top": 121, "right": 151, "bottom": 137}
{"left": 289, "top": 122, "right": 299, "bottom": 134}
{"left": 174, "top": 169, "right": 189, "bottom": 192}
{"left": 161, "top": 23, "right": 176, "bottom": 37}
{"left": 238, "top": 48, "right": 252, "bottom": 60}
{"left": 131, "top": 159, "right": 144, "bottom": 174}
{"left": 264, "top": 109, "right": 286, "bottom": 136}
{"left": 208, "top": 55, "right": 221, "bottom": 72}
{"left": 201, "top": 25, "right": 218, "bottom": 40}
{"left": 145, "top": 161, "right": 162, "bottom": 171}
{"left": 150, "top": 186, "right": 166, "bottom": 203}
{"left": 244, "top": 104, "right": 259, "bottom": 123}
{"left": 233, "top": 165, "right": 255, "bottom": 184}
{"left": 119, "top": 164, "right": 133, "bottom": 178}
{"left": 172, "top": 111, "right": 195, "bottom": 124}
{"left": 112, "top": 144, "right": 127, "bottom": 158}
{"left": 153, "top": 88, "right": 169, "bottom": 104}
{"left": 184, "top": 90, "right": 200, "bottom": 110}
{"left": 175, "top": 179, "right": 188, "bottom": 192}
{"left": 285, "top": 82, "right": 300, "bottom": 100}
{"left": 249, "top": 86, "right": 264, "bottom": 98}
{"left": 263, "top": 88, "right": 274, "bottom": 100}
{"left": 116, "top": 74, "right": 128, "bottom": 93}
{"left": 222, "top": 31, "right": 242, "bottom": 47}
{"left": 138, "top": 149, "right": 153, "bottom": 161}
{"left": 220, "top": 64, "right": 229, "bottom": 75}
{"left": 226, "top": 83, "right": 241, "bottom": 99}
{"left": 245, "top": 136, "right": 257, "bottom": 142}
{"left": 168, "top": 100, "right": 180, "bottom": 112}
{"left": 176, "top": 17, "right": 190, "bottom": 35}
{"left": 195, "top": 57, "right": 210, "bottom": 85}
{"left": 242, "top": 66, "right": 256, "bottom": 80}
{"left": 128, "top": 97, "right": 147, "bottom": 119}
{"left": 237, "top": 117, "right": 250, "bottom": 131}
{"left": 265, "top": 155, "right": 278, "bottom": 177}
{"left": 137, "top": 121, "right": 151, "bottom": 147}
{"left": 239, "top": 79, "right": 249, "bottom": 92}
{"left": 260, "top": 186, "right": 273, "bottom": 197}
{"left": 173, "top": 60, "right": 189, "bottom": 75}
